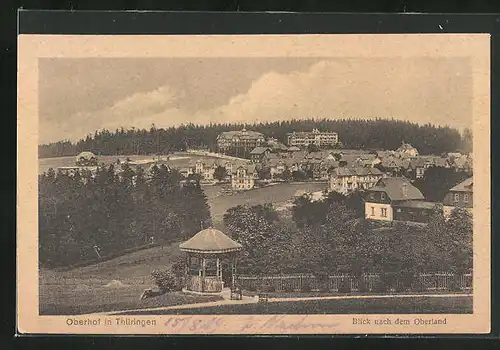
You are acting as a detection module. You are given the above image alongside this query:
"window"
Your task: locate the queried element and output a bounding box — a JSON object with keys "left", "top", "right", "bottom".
{"left": 371, "top": 207, "right": 375, "bottom": 216}
{"left": 454, "top": 193, "right": 460, "bottom": 203}
{"left": 381, "top": 208, "right": 387, "bottom": 217}
{"left": 380, "top": 192, "right": 386, "bottom": 201}
{"left": 464, "top": 194, "right": 469, "bottom": 203}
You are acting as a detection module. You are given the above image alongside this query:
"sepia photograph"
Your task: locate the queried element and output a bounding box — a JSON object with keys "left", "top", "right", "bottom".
{"left": 17, "top": 32, "right": 491, "bottom": 334}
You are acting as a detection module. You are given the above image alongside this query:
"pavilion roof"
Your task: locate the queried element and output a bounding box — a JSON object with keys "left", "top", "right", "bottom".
{"left": 179, "top": 228, "right": 242, "bottom": 254}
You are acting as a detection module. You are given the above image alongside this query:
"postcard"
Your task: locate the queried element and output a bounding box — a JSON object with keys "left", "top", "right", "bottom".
{"left": 17, "top": 32, "right": 490, "bottom": 334}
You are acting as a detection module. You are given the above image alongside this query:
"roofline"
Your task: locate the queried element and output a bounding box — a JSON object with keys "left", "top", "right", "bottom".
{"left": 179, "top": 247, "right": 242, "bottom": 254}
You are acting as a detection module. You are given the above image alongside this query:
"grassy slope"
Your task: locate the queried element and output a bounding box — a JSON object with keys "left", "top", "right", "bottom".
{"left": 39, "top": 241, "right": 196, "bottom": 315}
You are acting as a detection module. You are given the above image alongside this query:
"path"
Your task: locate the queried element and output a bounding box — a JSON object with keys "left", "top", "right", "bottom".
{"left": 87, "top": 293, "right": 470, "bottom": 316}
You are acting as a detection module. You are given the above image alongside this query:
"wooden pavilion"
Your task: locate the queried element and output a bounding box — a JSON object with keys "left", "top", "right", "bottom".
{"left": 179, "top": 228, "right": 242, "bottom": 293}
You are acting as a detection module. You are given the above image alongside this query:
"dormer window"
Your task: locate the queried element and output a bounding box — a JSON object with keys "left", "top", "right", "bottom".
{"left": 464, "top": 194, "right": 469, "bottom": 203}
{"left": 454, "top": 193, "right": 460, "bottom": 203}
{"left": 380, "top": 192, "right": 386, "bottom": 201}
{"left": 402, "top": 183, "right": 408, "bottom": 197}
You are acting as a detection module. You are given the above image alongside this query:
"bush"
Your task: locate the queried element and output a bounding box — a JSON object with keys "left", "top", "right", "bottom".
{"left": 315, "top": 274, "right": 330, "bottom": 292}
{"left": 394, "top": 271, "right": 415, "bottom": 292}
{"left": 259, "top": 281, "right": 276, "bottom": 293}
{"left": 447, "top": 277, "right": 463, "bottom": 292}
{"left": 358, "top": 278, "right": 371, "bottom": 293}
{"left": 301, "top": 279, "right": 312, "bottom": 292}
{"left": 411, "top": 278, "right": 427, "bottom": 293}
{"left": 151, "top": 268, "right": 181, "bottom": 293}
{"left": 284, "top": 282, "right": 296, "bottom": 292}
{"left": 372, "top": 277, "right": 390, "bottom": 293}
{"left": 338, "top": 278, "right": 352, "bottom": 293}
{"left": 246, "top": 283, "right": 257, "bottom": 292}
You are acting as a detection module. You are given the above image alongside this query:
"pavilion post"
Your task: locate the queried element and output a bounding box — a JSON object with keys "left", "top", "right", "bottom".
{"left": 184, "top": 253, "right": 189, "bottom": 289}
{"left": 201, "top": 256, "right": 206, "bottom": 292}
{"left": 231, "top": 255, "right": 237, "bottom": 288}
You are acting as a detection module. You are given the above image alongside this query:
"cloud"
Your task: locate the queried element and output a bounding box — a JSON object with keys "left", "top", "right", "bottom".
{"left": 45, "top": 85, "right": 184, "bottom": 142}
{"left": 42, "top": 59, "right": 471, "bottom": 144}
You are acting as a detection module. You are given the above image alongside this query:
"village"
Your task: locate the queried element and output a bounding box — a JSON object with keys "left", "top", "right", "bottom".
{"left": 56, "top": 127, "right": 473, "bottom": 225}
{"left": 37, "top": 125, "right": 474, "bottom": 316}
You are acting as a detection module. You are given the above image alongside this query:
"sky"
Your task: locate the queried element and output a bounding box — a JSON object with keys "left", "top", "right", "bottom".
{"left": 38, "top": 57, "right": 472, "bottom": 145}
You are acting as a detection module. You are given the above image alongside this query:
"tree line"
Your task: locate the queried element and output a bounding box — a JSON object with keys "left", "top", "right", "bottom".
{"left": 39, "top": 164, "right": 211, "bottom": 268}
{"left": 39, "top": 118, "right": 471, "bottom": 158}
{"left": 223, "top": 193, "right": 472, "bottom": 280}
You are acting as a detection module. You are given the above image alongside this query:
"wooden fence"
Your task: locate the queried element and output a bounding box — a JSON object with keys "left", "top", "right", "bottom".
{"left": 237, "top": 272, "right": 472, "bottom": 293}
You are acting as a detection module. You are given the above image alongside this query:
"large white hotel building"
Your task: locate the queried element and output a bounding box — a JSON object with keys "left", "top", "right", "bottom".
{"left": 286, "top": 128, "right": 339, "bottom": 148}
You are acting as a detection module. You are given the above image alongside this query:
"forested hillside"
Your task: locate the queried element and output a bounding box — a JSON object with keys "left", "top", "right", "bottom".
{"left": 38, "top": 164, "right": 211, "bottom": 268}
{"left": 39, "top": 118, "right": 471, "bottom": 158}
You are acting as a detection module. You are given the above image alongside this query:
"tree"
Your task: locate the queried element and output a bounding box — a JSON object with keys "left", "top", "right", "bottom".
{"left": 213, "top": 165, "right": 228, "bottom": 182}
{"left": 413, "top": 167, "right": 470, "bottom": 202}
{"left": 257, "top": 167, "right": 271, "bottom": 180}
{"left": 292, "top": 170, "right": 306, "bottom": 181}
{"left": 307, "top": 144, "right": 320, "bottom": 153}
{"left": 40, "top": 119, "right": 463, "bottom": 159}
{"left": 223, "top": 204, "right": 280, "bottom": 274}
{"left": 38, "top": 161, "right": 213, "bottom": 268}
{"left": 461, "top": 127, "right": 473, "bottom": 153}
{"left": 279, "top": 169, "right": 292, "bottom": 182}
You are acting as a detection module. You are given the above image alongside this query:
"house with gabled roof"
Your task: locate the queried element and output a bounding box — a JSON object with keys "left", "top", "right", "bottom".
{"left": 231, "top": 163, "right": 258, "bottom": 190}
{"left": 329, "top": 167, "right": 383, "bottom": 194}
{"left": 364, "top": 177, "right": 438, "bottom": 223}
{"left": 396, "top": 141, "right": 419, "bottom": 157}
{"left": 405, "top": 156, "right": 450, "bottom": 179}
{"left": 442, "top": 177, "right": 473, "bottom": 218}
{"left": 249, "top": 146, "right": 271, "bottom": 163}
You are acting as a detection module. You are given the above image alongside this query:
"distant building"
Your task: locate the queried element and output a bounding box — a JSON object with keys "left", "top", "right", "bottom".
{"left": 216, "top": 129, "right": 266, "bottom": 156}
{"left": 194, "top": 159, "right": 248, "bottom": 182}
{"left": 286, "top": 128, "right": 339, "bottom": 148}
{"left": 57, "top": 166, "right": 98, "bottom": 178}
{"left": 396, "top": 141, "right": 419, "bottom": 157}
{"left": 364, "top": 177, "right": 437, "bottom": 223}
{"left": 75, "top": 151, "right": 98, "bottom": 166}
{"left": 329, "top": 167, "right": 383, "bottom": 194}
{"left": 231, "top": 163, "right": 258, "bottom": 190}
{"left": 406, "top": 156, "right": 450, "bottom": 179}
{"left": 442, "top": 177, "right": 473, "bottom": 218}
{"left": 379, "top": 156, "right": 410, "bottom": 177}
{"left": 249, "top": 147, "right": 271, "bottom": 163}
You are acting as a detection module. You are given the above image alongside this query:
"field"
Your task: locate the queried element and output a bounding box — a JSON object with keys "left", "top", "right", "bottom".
{"left": 120, "top": 295, "right": 473, "bottom": 315}
{"left": 38, "top": 152, "right": 218, "bottom": 174}
{"left": 39, "top": 241, "right": 226, "bottom": 315}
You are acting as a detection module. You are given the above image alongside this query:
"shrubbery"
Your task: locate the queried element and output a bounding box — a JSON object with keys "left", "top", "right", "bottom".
{"left": 151, "top": 268, "right": 181, "bottom": 293}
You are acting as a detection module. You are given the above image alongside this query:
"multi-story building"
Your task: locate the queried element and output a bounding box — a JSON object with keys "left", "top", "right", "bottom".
{"left": 231, "top": 164, "right": 258, "bottom": 190}
{"left": 329, "top": 167, "right": 383, "bottom": 194}
{"left": 286, "top": 128, "right": 339, "bottom": 148}
{"left": 193, "top": 159, "right": 248, "bottom": 182}
{"left": 364, "top": 177, "right": 437, "bottom": 223}
{"left": 442, "top": 177, "right": 473, "bottom": 218}
{"left": 249, "top": 147, "right": 271, "bottom": 163}
{"left": 216, "top": 129, "right": 266, "bottom": 157}
{"left": 396, "top": 141, "right": 419, "bottom": 157}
